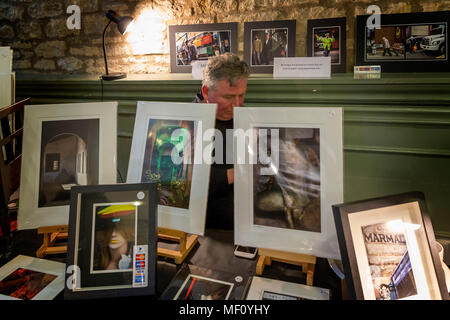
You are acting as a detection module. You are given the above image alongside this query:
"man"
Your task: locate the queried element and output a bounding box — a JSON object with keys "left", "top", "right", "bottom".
{"left": 252, "top": 33, "right": 262, "bottom": 65}
{"left": 315, "top": 32, "right": 335, "bottom": 57}
{"left": 382, "top": 37, "right": 392, "bottom": 56}
{"left": 187, "top": 41, "right": 198, "bottom": 62}
{"left": 193, "top": 53, "right": 249, "bottom": 230}
{"left": 261, "top": 32, "right": 273, "bottom": 65}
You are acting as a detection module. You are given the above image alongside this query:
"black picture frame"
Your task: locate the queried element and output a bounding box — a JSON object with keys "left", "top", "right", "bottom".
{"left": 355, "top": 11, "right": 450, "bottom": 72}
{"left": 307, "top": 17, "right": 347, "bottom": 73}
{"left": 243, "top": 20, "right": 296, "bottom": 74}
{"left": 159, "top": 264, "right": 250, "bottom": 300}
{"left": 168, "top": 22, "right": 238, "bottom": 73}
{"left": 65, "top": 183, "right": 158, "bottom": 299}
{"left": 332, "top": 191, "right": 449, "bottom": 300}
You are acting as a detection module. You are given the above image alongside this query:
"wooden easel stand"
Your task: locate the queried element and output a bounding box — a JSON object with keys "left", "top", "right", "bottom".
{"left": 36, "top": 225, "right": 68, "bottom": 258}
{"left": 256, "top": 248, "right": 317, "bottom": 286}
{"left": 157, "top": 227, "right": 198, "bottom": 264}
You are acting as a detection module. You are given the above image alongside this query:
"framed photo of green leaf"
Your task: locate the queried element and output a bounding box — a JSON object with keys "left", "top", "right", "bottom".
{"left": 333, "top": 191, "right": 449, "bottom": 300}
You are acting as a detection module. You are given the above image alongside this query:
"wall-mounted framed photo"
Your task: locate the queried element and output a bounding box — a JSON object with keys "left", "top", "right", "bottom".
{"left": 18, "top": 102, "right": 118, "bottom": 230}
{"left": 245, "top": 276, "right": 330, "bottom": 300}
{"left": 0, "top": 255, "right": 65, "bottom": 300}
{"left": 234, "top": 107, "right": 343, "bottom": 260}
{"left": 127, "top": 101, "right": 216, "bottom": 236}
{"left": 333, "top": 191, "right": 449, "bottom": 300}
{"left": 64, "top": 183, "right": 158, "bottom": 299}
{"left": 168, "top": 22, "right": 238, "bottom": 73}
{"left": 159, "top": 264, "right": 249, "bottom": 300}
{"left": 307, "top": 17, "right": 346, "bottom": 73}
{"left": 243, "top": 20, "right": 296, "bottom": 74}
{"left": 356, "top": 11, "right": 450, "bottom": 72}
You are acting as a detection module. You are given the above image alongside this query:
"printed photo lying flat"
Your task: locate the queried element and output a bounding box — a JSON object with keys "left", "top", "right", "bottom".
{"left": 332, "top": 191, "right": 449, "bottom": 300}
{"left": 64, "top": 183, "right": 158, "bottom": 299}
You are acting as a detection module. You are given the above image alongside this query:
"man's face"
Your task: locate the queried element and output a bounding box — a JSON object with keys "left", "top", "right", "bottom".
{"left": 202, "top": 77, "right": 248, "bottom": 121}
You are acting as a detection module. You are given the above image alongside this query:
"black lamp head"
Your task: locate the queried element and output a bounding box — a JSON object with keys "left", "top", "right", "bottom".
{"left": 106, "top": 10, "right": 134, "bottom": 35}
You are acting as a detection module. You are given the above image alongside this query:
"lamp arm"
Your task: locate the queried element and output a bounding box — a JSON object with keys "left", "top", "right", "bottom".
{"left": 102, "top": 20, "right": 112, "bottom": 76}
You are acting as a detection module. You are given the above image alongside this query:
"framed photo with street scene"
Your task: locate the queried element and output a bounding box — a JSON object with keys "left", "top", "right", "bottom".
{"left": 168, "top": 22, "right": 238, "bottom": 73}
{"left": 332, "top": 191, "right": 449, "bottom": 300}
{"left": 127, "top": 101, "right": 216, "bottom": 236}
{"left": 159, "top": 264, "right": 250, "bottom": 300}
{"left": 234, "top": 107, "right": 343, "bottom": 260}
{"left": 245, "top": 276, "right": 330, "bottom": 300}
{"left": 18, "top": 102, "right": 117, "bottom": 230}
{"left": 244, "top": 20, "right": 296, "bottom": 74}
{"left": 0, "top": 255, "right": 65, "bottom": 300}
{"left": 64, "top": 183, "right": 158, "bottom": 299}
{"left": 356, "top": 11, "right": 450, "bottom": 72}
{"left": 307, "top": 17, "right": 346, "bottom": 73}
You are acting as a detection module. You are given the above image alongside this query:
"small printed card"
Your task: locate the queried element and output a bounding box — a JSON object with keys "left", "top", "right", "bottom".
{"left": 191, "top": 60, "right": 208, "bottom": 80}
{"left": 132, "top": 245, "right": 148, "bottom": 288}
{"left": 273, "top": 57, "right": 331, "bottom": 79}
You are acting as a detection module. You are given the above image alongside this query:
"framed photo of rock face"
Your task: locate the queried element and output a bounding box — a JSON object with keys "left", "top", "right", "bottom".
{"left": 18, "top": 102, "right": 118, "bottom": 230}
{"left": 332, "top": 192, "right": 449, "bottom": 300}
{"left": 355, "top": 11, "right": 450, "bottom": 72}
{"left": 0, "top": 255, "right": 65, "bottom": 300}
{"left": 65, "top": 183, "right": 158, "bottom": 299}
{"left": 307, "top": 17, "right": 346, "bottom": 73}
{"left": 234, "top": 107, "right": 343, "bottom": 259}
{"left": 243, "top": 20, "right": 296, "bottom": 74}
{"left": 168, "top": 22, "right": 238, "bottom": 73}
{"left": 127, "top": 101, "right": 216, "bottom": 235}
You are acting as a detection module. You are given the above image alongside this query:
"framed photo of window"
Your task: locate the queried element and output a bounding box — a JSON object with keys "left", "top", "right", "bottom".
{"left": 245, "top": 276, "right": 330, "bottom": 300}
{"left": 355, "top": 11, "right": 450, "bottom": 72}
{"left": 0, "top": 255, "right": 65, "bottom": 300}
{"left": 127, "top": 101, "right": 216, "bottom": 236}
{"left": 234, "top": 107, "right": 343, "bottom": 260}
{"left": 64, "top": 183, "right": 158, "bottom": 299}
{"left": 18, "top": 102, "right": 118, "bottom": 230}
{"left": 168, "top": 22, "right": 238, "bottom": 73}
{"left": 243, "top": 20, "right": 296, "bottom": 74}
{"left": 307, "top": 17, "right": 346, "bottom": 73}
{"left": 332, "top": 191, "right": 449, "bottom": 300}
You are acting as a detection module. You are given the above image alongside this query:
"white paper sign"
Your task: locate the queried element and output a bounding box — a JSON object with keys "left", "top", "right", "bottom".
{"left": 273, "top": 57, "right": 331, "bottom": 79}
{"left": 191, "top": 60, "right": 208, "bottom": 80}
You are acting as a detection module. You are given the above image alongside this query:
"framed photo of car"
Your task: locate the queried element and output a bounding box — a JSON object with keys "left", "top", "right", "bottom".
{"left": 356, "top": 11, "right": 450, "bottom": 72}
{"left": 168, "top": 22, "right": 238, "bottom": 73}
{"left": 332, "top": 191, "right": 449, "bottom": 300}
{"left": 64, "top": 183, "right": 158, "bottom": 299}
{"left": 234, "top": 107, "right": 343, "bottom": 260}
{"left": 307, "top": 17, "right": 346, "bottom": 73}
{"left": 127, "top": 101, "right": 216, "bottom": 236}
{"left": 243, "top": 20, "right": 296, "bottom": 74}
{"left": 18, "top": 102, "right": 118, "bottom": 230}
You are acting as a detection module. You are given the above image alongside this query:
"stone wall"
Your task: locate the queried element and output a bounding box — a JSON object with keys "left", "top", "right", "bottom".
{"left": 1, "top": 0, "right": 449, "bottom": 75}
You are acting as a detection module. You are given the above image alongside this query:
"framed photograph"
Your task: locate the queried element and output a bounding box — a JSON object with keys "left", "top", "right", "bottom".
{"left": 332, "top": 191, "right": 449, "bottom": 300}
{"left": 307, "top": 17, "right": 346, "bottom": 73}
{"left": 127, "top": 101, "right": 216, "bottom": 236}
{"left": 65, "top": 183, "right": 158, "bottom": 299}
{"left": 159, "top": 264, "right": 249, "bottom": 300}
{"left": 18, "top": 102, "right": 118, "bottom": 230}
{"left": 168, "top": 22, "right": 238, "bottom": 73}
{"left": 245, "top": 276, "right": 330, "bottom": 300}
{"left": 244, "top": 20, "right": 296, "bottom": 74}
{"left": 0, "top": 255, "right": 65, "bottom": 300}
{"left": 234, "top": 107, "right": 343, "bottom": 260}
{"left": 356, "top": 11, "right": 450, "bottom": 72}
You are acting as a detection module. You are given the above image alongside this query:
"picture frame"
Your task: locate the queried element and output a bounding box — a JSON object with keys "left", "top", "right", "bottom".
{"left": 18, "top": 102, "right": 118, "bottom": 230}
{"left": 64, "top": 183, "right": 158, "bottom": 299}
{"left": 234, "top": 107, "right": 343, "bottom": 260}
{"left": 307, "top": 17, "right": 347, "bottom": 73}
{"left": 355, "top": 11, "right": 450, "bottom": 72}
{"left": 0, "top": 255, "right": 65, "bottom": 300}
{"left": 159, "top": 264, "right": 250, "bottom": 300}
{"left": 332, "top": 191, "right": 449, "bottom": 300}
{"left": 127, "top": 101, "right": 216, "bottom": 236}
{"left": 168, "top": 22, "right": 238, "bottom": 73}
{"left": 243, "top": 20, "right": 296, "bottom": 74}
{"left": 245, "top": 276, "right": 330, "bottom": 300}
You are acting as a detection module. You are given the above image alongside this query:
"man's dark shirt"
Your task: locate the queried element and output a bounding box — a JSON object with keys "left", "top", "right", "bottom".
{"left": 193, "top": 93, "right": 234, "bottom": 230}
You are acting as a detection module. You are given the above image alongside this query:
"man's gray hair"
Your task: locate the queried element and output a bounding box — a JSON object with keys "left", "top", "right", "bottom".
{"left": 202, "top": 53, "right": 249, "bottom": 91}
